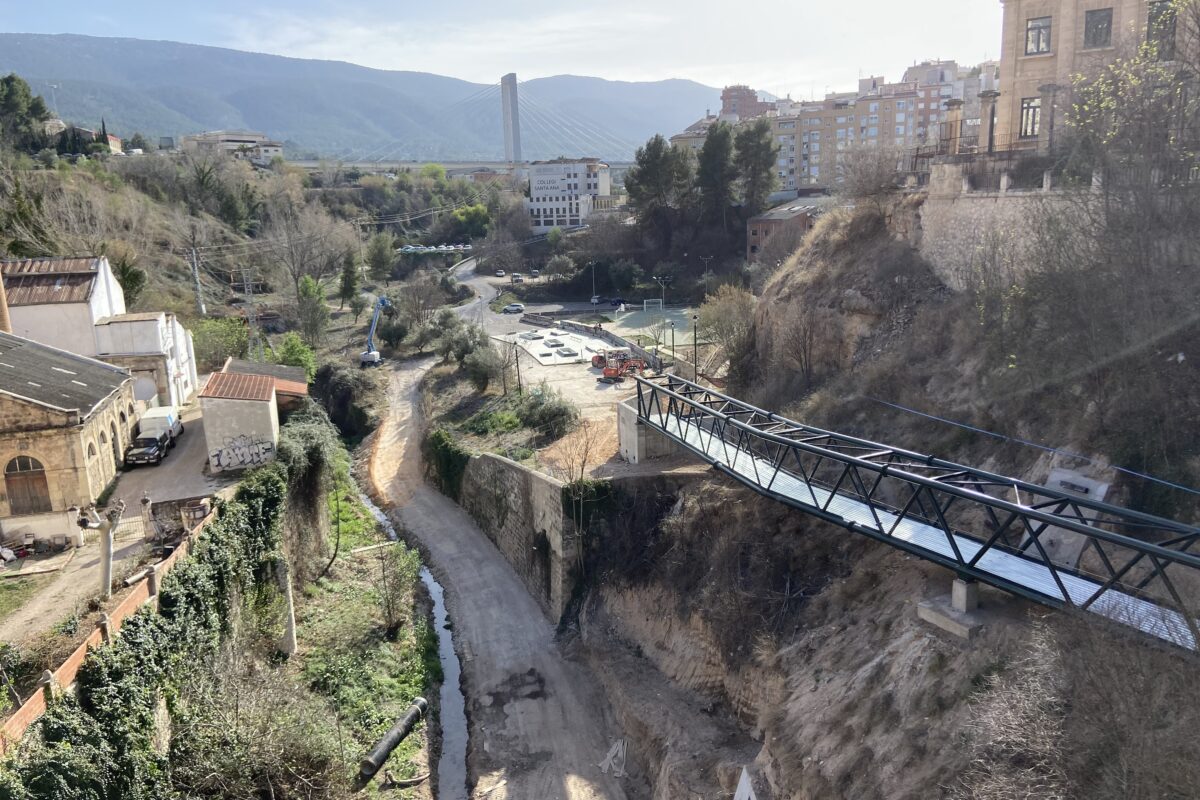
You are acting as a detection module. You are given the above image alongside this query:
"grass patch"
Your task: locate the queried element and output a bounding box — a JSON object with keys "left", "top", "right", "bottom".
{"left": 488, "top": 291, "right": 519, "bottom": 312}
{"left": 0, "top": 574, "right": 54, "bottom": 618}
{"left": 295, "top": 464, "right": 440, "bottom": 790}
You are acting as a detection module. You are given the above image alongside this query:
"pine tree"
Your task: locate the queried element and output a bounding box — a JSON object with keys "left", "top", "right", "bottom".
{"left": 337, "top": 252, "right": 360, "bottom": 309}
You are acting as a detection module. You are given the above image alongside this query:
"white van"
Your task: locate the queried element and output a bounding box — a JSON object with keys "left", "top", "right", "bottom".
{"left": 138, "top": 406, "right": 185, "bottom": 448}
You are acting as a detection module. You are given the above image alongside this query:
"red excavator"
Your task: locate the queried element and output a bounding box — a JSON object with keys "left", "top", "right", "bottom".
{"left": 595, "top": 348, "right": 647, "bottom": 383}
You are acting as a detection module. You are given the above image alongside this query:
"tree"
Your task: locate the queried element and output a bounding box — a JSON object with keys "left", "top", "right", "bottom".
{"left": 0, "top": 74, "right": 50, "bottom": 153}
{"left": 296, "top": 275, "right": 329, "bottom": 346}
{"left": 126, "top": 133, "right": 151, "bottom": 152}
{"left": 441, "top": 203, "right": 490, "bottom": 241}
{"left": 545, "top": 253, "right": 576, "bottom": 280}
{"left": 545, "top": 227, "right": 564, "bottom": 252}
{"left": 463, "top": 346, "right": 503, "bottom": 391}
{"left": 366, "top": 232, "right": 395, "bottom": 285}
{"left": 696, "top": 122, "right": 738, "bottom": 230}
{"left": 262, "top": 194, "right": 353, "bottom": 301}
{"left": 734, "top": 119, "right": 779, "bottom": 217}
{"left": 624, "top": 133, "right": 693, "bottom": 251}
{"left": 609, "top": 258, "right": 643, "bottom": 291}
{"left": 393, "top": 274, "right": 442, "bottom": 323}
{"left": 274, "top": 332, "right": 317, "bottom": 381}
{"left": 698, "top": 285, "right": 756, "bottom": 384}
{"left": 835, "top": 144, "right": 904, "bottom": 212}
{"left": 349, "top": 293, "right": 368, "bottom": 324}
{"left": 107, "top": 248, "right": 146, "bottom": 307}
{"left": 337, "top": 253, "right": 359, "bottom": 309}
{"left": 189, "top": 318, "right": 248, "bottom": 371}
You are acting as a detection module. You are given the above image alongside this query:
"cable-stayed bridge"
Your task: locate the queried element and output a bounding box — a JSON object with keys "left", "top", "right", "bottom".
{"left": 634, "top": 374, "right": 1200, "bottom": 651}
{"left": 328, "top": 73, "right": 644, "bottom": 165}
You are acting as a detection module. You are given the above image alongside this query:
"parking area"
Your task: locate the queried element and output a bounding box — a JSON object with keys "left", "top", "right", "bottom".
{"left": 109, "top": 405, "right": 235, "bottom": 508}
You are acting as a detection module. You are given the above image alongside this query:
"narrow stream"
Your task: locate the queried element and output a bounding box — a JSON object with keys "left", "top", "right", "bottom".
{"left": 361, "top": 492, "right": 469, "bottom": 799}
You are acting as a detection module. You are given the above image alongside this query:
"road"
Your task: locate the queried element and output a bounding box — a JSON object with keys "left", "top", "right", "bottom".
{"left": 451, "top": 259, "right": 604, "bottom": 334}
{"left": 108, "top": 405, "right": 235, "bottom": 508}
{"left": 368, "top": 358, "right": 634, "bottom": 799}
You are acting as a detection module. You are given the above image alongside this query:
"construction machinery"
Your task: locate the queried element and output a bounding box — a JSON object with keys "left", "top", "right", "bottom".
{"left": 360, "top": 296, "right": 392, "bottom": 367}
{"left": 590, "top": 347, "right": 632, "bottom": 369}
{"left": 594, "top": 348, "right": 647, "bottom": 382}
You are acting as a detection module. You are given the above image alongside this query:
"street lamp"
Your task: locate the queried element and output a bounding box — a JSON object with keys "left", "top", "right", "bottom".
{"left": 652, "top": 275, "right": 672, "bottom": 307}
{"left": 670, "top": 321, "right": 676, "bottom": 367}
{"left": 699, "top": 255, "right": 714, "bottom": 297}
{"left": 692, "top": 314, "right": 699, "bottom": 381}
{"left": 589, "top": 261, "right": 596, "bottom": 297}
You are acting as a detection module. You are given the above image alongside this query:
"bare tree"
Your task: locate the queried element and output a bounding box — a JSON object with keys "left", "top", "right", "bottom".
{"left": 261, "top": 196, "right": 354, "bottom": 301}
{"left": 835, "top": 143, "right": 905, "bottom": 212}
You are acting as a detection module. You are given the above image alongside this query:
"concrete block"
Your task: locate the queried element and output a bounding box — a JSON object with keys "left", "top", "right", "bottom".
{"left": 918, "top": 595, "right": 983, "bottom": 641}
{"left": 952, "top": 578, "right": 979, "bottom": 612}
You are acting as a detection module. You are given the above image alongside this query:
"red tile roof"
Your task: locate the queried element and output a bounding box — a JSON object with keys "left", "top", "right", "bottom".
{"left": 199, "top": 371, "right": 275, "bottom": 402}
{"left": 273, "top": 378, "right": 309, "bottom": 397}
{"left": 1, "top": 258, "right": 101, "bottom": 306}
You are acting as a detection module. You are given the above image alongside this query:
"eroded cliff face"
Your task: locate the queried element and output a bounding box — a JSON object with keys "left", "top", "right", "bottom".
{"left": 577, "top": 477, "right": 1200, "bottom": 800}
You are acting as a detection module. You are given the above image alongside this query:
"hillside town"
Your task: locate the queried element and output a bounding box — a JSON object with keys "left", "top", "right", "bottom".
{"left": 0, "top": 0, "right": 1197, "bottom": 798}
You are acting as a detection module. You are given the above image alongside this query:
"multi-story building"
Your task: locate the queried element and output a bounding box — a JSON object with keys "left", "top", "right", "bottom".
{"left": 525, "top": 158, "right": 612, "bottom": 230}
{"left": 182, "top": 130, "right": 271, "bottom": 157}
{"left": 720, "top": 85, "right": 772, "bottom": 120}
{"left": 992, "top": 0, "right": 1179, "bottom": 152}
{"left": 669, "top": 114, "right": 718, "bottom": 153}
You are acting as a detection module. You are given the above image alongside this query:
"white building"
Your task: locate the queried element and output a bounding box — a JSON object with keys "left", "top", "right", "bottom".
{"left": 0, "top": 257, "right": 198, "bottom": 408}
{"left": 199, "top": 372, "right": 279, "bottom": 474}
{"left": 525, "top": 158, "right": 612, "bottom": 230}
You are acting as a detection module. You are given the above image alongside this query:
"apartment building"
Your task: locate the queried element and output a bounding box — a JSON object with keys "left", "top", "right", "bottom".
{"left": 994, "top": 0, "right": 1179, "bottom": 151}
{"left": 669, "top": 115, "right": 718, "bottom": 153}
{"left": 525, "top": 158, "right": 612, "bottom": 229}
{"left": 721, "top": 85, "right": 772, "bottom": 120}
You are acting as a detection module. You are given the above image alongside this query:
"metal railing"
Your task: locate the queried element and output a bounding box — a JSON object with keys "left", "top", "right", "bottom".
{"left": 635, "top": 374, "right": 1200, "bottom": 650}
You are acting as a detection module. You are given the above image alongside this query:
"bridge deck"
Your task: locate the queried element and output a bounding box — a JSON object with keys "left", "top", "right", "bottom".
{"left": 649, "top": 410, "right": 1196, "bottom": 650}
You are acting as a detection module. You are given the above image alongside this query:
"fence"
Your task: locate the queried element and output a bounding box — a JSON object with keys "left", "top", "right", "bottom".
{"left": 0, "top": 511, "right": 212, "bottom": 754}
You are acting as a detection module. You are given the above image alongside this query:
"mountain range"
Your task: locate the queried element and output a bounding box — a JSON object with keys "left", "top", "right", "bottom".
{"left": 0, "top": 33, "right": 722, "bottom": 161}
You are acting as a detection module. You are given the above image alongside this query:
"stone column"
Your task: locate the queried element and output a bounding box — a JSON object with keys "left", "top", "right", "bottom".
{"left": 979, "top": 90, "right": 1000, "bottom": 153}
{"left": 1037, "top": 83, "right": 1061, "bottom": 155}
{"left": 140, "top": 493, "right": 153, "bottom": 544}
{"left": 944, "top": 99, "right": 966, "bottom": 155}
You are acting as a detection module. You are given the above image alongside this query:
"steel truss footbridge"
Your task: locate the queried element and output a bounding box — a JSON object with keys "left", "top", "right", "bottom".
{"left": 634, "top": 374, "right": 1200, "bottom": 650}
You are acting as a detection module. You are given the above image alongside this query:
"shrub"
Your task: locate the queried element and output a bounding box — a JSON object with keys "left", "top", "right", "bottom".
{"left": 188, "top": 318, "right": 248, "bottom": 371}
{"left": 463, "top": 346, "right": 503, "bottom": 391}
{"left": 273, "top": 332, "right": 317, "bottom": 382}
{"left": 516, "top": 383, "right": 579, "bottom": 440}
{"left": 464, "top": 409, "right": 521, "bottom": 435}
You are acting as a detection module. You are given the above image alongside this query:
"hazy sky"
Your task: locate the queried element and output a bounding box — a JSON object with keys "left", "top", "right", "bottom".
{"left": 7, "top": 0, "right": 1005, "bottom": 93}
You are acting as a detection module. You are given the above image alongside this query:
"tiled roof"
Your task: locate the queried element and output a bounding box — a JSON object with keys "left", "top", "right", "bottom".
{"left": 95, "top": 312, "right": 166, "bottom": 325}
{"left": 1, "top": 257, "right": 101, "bottom": 306}
{"left": 0, "top": 331, "right": 129, "bottom": 416}
{"left": 222, "top": 358, "right": 306, "bottom": 385}
{"left": 199, "top": 371, "right": 274, "bottom": 402}
{"left": 273, "top": 379, "right": 309, "bottom": 397}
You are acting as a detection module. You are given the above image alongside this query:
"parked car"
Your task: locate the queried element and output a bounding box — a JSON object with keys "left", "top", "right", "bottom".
{"left": 590, "top": 295, "right": 601, "bottom": 305}
{"left": 138, "top": 406, "right": 184, "bottom": 447}
{"left": 494, "top": 269, "right": 506, "bottom": 277}
{"left": 511, "top": 273, "right": 524, "bottom": 283}
{"left": 530, "top": 269, "right": 541, "bottom": 278}
{"left": 610, "top": 297, "right": 626, "bottom": 307}
{"left": 502, "top": 303, "right": 526, "bottom": 314}
{"left": 124, "top": 432, "right": 170, "bottom": 467}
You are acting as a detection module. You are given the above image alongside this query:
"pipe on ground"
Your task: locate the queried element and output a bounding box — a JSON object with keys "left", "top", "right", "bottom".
{"left": 356, "top": 697, "right": 428, "bottom": 785}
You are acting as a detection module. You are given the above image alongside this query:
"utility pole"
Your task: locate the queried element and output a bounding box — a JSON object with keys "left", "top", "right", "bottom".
{"left": 513, "top": 342, "right": 523, "bottom": 394}
{"left": 699, "top": 255, "right": 714, "bottom": 297}
{"left": 189, "top": 248, "right": 206, "bottom": 316}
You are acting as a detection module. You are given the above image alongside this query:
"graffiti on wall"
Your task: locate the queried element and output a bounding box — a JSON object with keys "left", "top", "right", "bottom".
{"left": 209, "top": 435, "right": 276, "bottom": 471}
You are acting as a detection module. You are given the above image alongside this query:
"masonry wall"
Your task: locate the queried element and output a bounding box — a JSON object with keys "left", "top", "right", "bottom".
{"left": 457, "top": 453, "right": 576, "bottom": 620}
{"left": 201, "top": 395, "right": 279, "bottom": 473}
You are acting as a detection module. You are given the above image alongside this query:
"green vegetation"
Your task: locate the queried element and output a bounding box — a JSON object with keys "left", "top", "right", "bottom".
{"left": 0, "top": 406, "right": 436, "bottom": 798}
{"left": 488, "top": 291, "right": 519, "bottom": 312}
{"left": 425, "top": 428, "right": 472, "bottom": 501}
{"left": 0, "top": 576, "right": 53, "bottom": 619}
{"left": 274, "top": 331, "right": 318, "bottom": 381}
{"left": 188, "top": 317, "right": 248, "bottom": 371}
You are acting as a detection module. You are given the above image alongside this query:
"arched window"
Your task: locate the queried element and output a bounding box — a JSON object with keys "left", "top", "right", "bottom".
{"left": 5, "top": 456, "right": 51, "bottom": 515}
{"left": 87, "top": 443, "right": 97, "bottom": 459}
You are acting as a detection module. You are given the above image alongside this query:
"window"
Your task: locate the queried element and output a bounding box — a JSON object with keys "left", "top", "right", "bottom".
{"left": 1148, "top": 1, "right": 1177, "bottom": 59}
{"left": 5, "top": 456, "right": 51, "bottom": 515}
{"left": 1020, "top": 97, "right": 1042, "bottom": 138}
{"left": 869, "top": 102, "right": 879, "bottom": 113}
{"left": 1026, "top": 17, "right": 1052, "bottom": 54}
{"left": 1084, "top": 8, "right": 1113, "bottom": 48}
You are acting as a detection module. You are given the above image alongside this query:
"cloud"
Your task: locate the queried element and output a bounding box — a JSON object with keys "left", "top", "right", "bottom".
{"left": 213, "top": 0, "right": 1003, "bottom": 94}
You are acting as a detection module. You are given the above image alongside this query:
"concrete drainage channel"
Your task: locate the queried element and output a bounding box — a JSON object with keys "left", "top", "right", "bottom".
{"left": 361, "top": 491, "right": 469, "bottom": 799}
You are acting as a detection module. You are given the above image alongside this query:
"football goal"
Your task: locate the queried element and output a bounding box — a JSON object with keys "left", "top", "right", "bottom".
{"left": 643, "top": 299, "right": 664, "bottom": 313}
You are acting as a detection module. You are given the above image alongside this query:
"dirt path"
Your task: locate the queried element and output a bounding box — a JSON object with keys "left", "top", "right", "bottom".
{"left": 368, "top": 358, "right": 636, "bottom": 800}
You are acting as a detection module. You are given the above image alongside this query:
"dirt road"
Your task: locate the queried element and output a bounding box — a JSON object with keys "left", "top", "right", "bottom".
{"left": 368, "top": 358, "right": 636, "bottom": 800}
